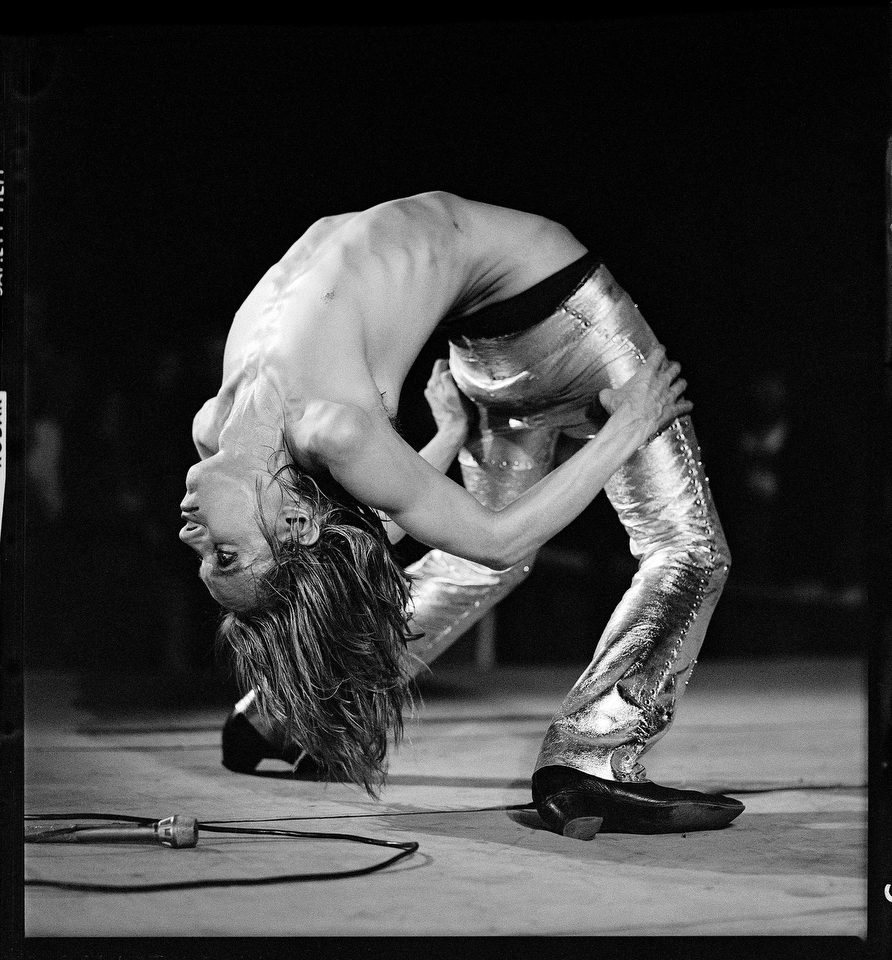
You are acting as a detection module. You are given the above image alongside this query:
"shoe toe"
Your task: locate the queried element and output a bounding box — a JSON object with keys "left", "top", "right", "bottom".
{"left": 221, "top": 711, "right": 273, "bottom": 773}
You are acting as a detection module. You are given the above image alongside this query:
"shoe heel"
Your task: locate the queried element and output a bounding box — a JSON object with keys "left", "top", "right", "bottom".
{"left": 563, "top": 816, "right": 604, "bottom": 841}
{"left": 540, "top": 791, "right": 605, "bottom": 841}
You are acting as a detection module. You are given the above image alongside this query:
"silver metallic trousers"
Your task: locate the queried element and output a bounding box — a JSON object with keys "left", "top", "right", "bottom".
{"left": 404, "top": 263, "right": 731, "bottom": 783}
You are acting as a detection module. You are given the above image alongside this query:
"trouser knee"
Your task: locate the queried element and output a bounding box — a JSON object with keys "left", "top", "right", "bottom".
{"left": 404, "top": 550, "right": 537, "bottom": 673}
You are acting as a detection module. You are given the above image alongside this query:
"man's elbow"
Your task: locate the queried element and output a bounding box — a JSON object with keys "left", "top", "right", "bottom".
{"left": 477, "top": 547, "right": 529, "bottom": 572}
{"left": 475, "top": 524, "right": 525, "bottom": 571}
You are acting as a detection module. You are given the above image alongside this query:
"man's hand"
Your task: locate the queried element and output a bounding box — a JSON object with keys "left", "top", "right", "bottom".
{"left": 598, "top": 345, "right": 693, "bottom": 444}
{"left": 424, "top": 359, "right": 472, "bottom": 441}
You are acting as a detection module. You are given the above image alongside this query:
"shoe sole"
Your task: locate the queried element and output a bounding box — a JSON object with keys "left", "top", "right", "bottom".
{"left": 544, "top": 790, "right": 743, "bottom": 838}
{"left": 603, "top": 802, "right": 738, "bottom": 834}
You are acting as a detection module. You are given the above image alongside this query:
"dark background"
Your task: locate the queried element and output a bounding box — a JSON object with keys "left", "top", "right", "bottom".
{"left": 8, "top": 9, "right": 889, "bottom": 690}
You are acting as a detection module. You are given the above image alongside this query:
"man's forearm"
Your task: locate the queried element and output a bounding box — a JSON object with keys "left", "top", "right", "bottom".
{"left": 417, "top": 423, "right": 468, "bottom": 474}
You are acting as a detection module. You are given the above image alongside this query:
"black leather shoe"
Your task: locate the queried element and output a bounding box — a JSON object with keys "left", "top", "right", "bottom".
{"left": 221, "top": 710, "right": 315, "bottom": 774}
{"left": 532, "top": 764, "right": 745, "bottom": 839}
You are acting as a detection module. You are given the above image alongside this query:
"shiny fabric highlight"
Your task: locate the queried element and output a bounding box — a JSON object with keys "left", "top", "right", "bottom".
{"left": 404, "top": 263, "right": 730, "bottom": 782}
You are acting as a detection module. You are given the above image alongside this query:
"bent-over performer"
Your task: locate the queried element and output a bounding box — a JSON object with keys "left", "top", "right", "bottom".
{"left": 179, "top": 192, "right": 743, "bottom": 838}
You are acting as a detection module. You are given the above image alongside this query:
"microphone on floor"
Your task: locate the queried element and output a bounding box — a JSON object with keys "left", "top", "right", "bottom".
{"left": 25, "top": 815, "right": 198, "bottom": 848}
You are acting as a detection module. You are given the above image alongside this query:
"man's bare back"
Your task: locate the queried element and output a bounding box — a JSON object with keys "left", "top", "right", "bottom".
{"left": 221, "top": 192, "right": 587, "bottom": 419}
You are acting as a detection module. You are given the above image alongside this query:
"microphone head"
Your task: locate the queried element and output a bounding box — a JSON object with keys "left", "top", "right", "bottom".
{"left": 156, "top": 815, "right": 198, "bottom": 848}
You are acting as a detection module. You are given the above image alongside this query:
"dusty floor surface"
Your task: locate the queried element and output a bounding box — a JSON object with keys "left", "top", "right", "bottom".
{"left": 23, "top": 656, "right": 866, "bottom": 938}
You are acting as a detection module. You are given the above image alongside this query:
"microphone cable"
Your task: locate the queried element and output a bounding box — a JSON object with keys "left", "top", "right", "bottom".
{"left": 23, "top": 811, "right": 420, "bottom": 892}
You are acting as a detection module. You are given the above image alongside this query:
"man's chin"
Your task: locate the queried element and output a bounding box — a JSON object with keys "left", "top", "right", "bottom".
{"left": 205, "top": 567, "right": 267, "bottom": 612}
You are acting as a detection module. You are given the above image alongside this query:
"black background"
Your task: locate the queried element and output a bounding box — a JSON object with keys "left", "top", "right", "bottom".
{"left": 8, "top": 8, "right": 889, "bottom": 680}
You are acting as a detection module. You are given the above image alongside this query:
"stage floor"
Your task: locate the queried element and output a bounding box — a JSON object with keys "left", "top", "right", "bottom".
{"left": 23, "top": 656, "right": 866, "bottom": 937}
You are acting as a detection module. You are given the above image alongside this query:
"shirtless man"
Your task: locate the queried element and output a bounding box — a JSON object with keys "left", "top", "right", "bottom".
{"left": 180, "top": 191, "right": 743, "bottom": 838}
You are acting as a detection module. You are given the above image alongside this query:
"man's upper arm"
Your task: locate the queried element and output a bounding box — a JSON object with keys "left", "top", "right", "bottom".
{"left": 192, "top": 369, "right": 240, "bottom": 460}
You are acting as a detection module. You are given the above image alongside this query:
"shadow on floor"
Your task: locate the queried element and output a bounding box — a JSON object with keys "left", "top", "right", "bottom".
{"left": 375, "top": 804, "right": 865, "bottom": 880}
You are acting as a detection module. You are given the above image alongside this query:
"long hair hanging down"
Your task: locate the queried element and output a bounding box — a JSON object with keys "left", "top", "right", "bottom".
{"left": 215, "top": 464, "right": 420, "bottom": 797}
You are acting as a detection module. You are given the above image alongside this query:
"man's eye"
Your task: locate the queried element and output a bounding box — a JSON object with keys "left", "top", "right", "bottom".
{"left": 215, "top": 550, "right": 238, "bottom": 569}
